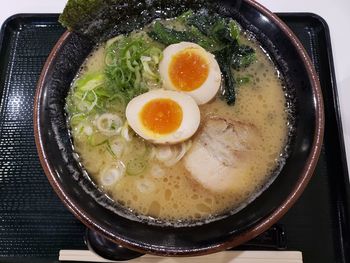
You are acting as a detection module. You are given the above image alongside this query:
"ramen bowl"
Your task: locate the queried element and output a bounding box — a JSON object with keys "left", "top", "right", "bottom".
{"left": 34, "top": 0, "right": 324, "bottom": 256}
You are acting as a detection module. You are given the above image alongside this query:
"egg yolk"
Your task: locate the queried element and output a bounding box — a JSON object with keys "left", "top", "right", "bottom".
{"left": 140, "top": 98, "right": 183, "bottom": 135}
{"left": 169, "top": 48, "right": 209, "bottom": 91}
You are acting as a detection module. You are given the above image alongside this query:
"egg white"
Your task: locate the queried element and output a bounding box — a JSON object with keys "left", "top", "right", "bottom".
{"left": 159, "top": 42, "right": 222, "bottom": 105}
{"left": 126, "top": 90, "right": 200, "bottom": 144}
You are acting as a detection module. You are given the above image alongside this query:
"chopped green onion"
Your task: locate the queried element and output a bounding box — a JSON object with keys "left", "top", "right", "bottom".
{"left": 126, "top": 157, "right": 148, "bottom": 175}
{"left": 74, "top": 73, "right": 104, "bottom": 92}
{"left": 95, "top": 113, "right": 123, "bottom": 136}
{"left": 236, "top": 75, "right": 253, "bottom": 85}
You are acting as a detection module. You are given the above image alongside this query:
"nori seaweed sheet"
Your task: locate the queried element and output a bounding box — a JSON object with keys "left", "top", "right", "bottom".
{"left": 59, "top": 0, "right": 240, "bottom": 43}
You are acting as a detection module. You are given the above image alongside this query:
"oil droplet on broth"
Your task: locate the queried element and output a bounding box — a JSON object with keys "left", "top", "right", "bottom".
{"left": 148, "top": 201, "right": 161, "bottom": 217}
{"left": 196, "top": 203, "right": 211, "bottom": 214}
{"left": 164, "top": 189, "right": 172, "bottom": 200}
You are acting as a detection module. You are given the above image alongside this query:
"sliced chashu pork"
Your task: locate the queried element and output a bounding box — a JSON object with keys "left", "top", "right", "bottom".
{"left": 184, "top": 117, "right": 261, "bottom": 193}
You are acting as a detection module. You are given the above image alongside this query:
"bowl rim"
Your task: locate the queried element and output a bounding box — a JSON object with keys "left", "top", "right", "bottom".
{"left": 34, "top": 0, "right": 324, "bottom": 256}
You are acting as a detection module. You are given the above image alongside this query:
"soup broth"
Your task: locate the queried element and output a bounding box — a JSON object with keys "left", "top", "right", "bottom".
{"left": 66, "top": 14, "right": 289, "bottom": 224}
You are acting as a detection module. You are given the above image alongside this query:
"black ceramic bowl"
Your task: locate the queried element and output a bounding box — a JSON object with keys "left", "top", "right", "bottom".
{"left": 34, "top": 0, "right": 324, "bottom": 256}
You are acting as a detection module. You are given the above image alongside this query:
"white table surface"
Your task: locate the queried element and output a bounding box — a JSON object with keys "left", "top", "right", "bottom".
{"left": 1, "top": 0, "right": 350, "bottom": 175}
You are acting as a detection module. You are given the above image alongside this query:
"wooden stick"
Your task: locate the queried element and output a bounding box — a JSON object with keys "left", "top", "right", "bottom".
{"left": 59, "top": 250, "right": 303, "bottom": 263}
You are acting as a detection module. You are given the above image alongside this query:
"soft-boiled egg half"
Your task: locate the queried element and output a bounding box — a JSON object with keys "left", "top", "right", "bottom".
{"left": 126, "top": 90, "right": 200, "bottom": 144}
{"left": 159, "top": 42, "right": 221, "bottom": 105}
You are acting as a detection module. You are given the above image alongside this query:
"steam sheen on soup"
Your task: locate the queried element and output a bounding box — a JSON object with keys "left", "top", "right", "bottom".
{"left": 66, "top": 11, "right": 288, "bottom": 224}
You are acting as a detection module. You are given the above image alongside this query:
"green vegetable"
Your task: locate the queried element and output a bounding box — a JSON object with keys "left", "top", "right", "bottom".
{"left": 231, "top": 46, "right": 256, "bottom": 70}
{"left": 184, "top": 12, "right": 240, "bottom": 44}
{"left": 106, "top": 140, "right": 116, "bottom": 158}
{"left": 214, "top": 46, "right": 237, "bottom": 105}
{"left": 148, "top": 21, "right": 187, "bottom": 45}
{"left": 75, "top": 72, "right": 104, "bottom": 91}
{"left": 236, "top": 75, "right": 252, "bottom": 85}
{"left": 148, "top": 22, "right": 218, "bottom": 51}
{"left": 126, "top": 157, "right": 148, "bottom": 175}
{"left": 228, "top": 20, "right": 241, "bottom": 42}
{"left": 105, "top": 35, "right": 162, "bottom": 103}
{"left": 182, "top": 10, "right": 256, "bottom": 105}
{"left": 93, "top": 139, "right": 109, "bottom": 147}
{"left": 66, "top": 73, "right": 103, "bottom": 115}
{"left": 147, "top": 10, "right": 255, "bottom": 106}
{"left": 211, "top": 19, "right": 230, "bottom": 42}
{"left": 69, "top": 113, "right": 86, "bottom": 126}
{"left": 214, "top": 45, "right": 255, "bottom": 104}
{"left": 176, "top": 10, "right": 195, "bottom": 22}
{"left": 188, "top": 26, "right": 221, "bottom": 51}
{"left": 185, "top": 11, "right": 218, "bottom": 36}
{"left": 66, "top": 35, "right": 162, "bottom": 151}
{"left": 87, "top": 135, "right": 108, "bottom": 147}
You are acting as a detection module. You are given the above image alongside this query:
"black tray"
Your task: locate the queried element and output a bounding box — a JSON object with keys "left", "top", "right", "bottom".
{"left": 0, "top": 13, "right": 349, "bottom": 263}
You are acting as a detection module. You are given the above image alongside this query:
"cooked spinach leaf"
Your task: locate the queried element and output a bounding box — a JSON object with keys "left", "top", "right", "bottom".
{"left": 148, "top": 10, "right": 256, "bottom": 106}
{"left": 185, "top": 12, "right": 240, "bottom": 44}
{"left": 214, "top": 46, "right": 237, "bottom": 105}
{"left": 231, "top": 45, "right": 256, "bottom": 69}
{"left": 236, "top": 75, "right": 253, "bottom": 85}
{"left": 185, "top": 11, "right": 219, "bottom": 36}
{"left": 148, "top": 22, "right": 219, "bottom": 51}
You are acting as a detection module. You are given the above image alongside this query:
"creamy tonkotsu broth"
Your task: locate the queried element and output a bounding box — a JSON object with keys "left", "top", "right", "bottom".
{"left": 66, "top": 13, "right": 289, "bottom": 224}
